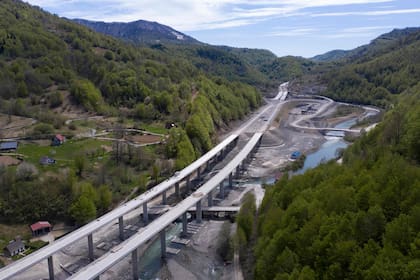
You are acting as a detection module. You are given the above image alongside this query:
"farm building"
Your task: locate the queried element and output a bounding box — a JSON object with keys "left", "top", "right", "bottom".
{"left": 0, "top": 141, "right": 18, "bottom": 152}
{"left": 51, "top": 134, "right": 65, "bottom": 146}
{"left": 4, "top": 237, "right": 25, "bottom": 257}
{"left": 30, "top": 221, "right": 52, "bottom": 236}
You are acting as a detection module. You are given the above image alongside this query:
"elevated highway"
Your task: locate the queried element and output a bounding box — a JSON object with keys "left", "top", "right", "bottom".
{"left": 0, "top": 134, "right": 239, "bottom": 280}
{"left": 69, "top": 132, "right": 262, "bottom": 280}
{"left": 0, "top": 80, "right": 287, "bottom": 280}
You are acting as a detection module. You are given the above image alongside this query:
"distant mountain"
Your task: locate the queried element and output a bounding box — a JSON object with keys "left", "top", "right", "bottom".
{"left": 73, "top": 18, "right": 201, "bottom": 45}
{"left": 321, "top": 27, "right": 420, "bottom": 107}
{"left": 311, "top": 49, "right": 350, "bottom": 62}
{"left": 311, "top": 27, "right": 420, "bottom": 62}
{"left": 73, "top": 18, "right": 280, "bottom": 90}
{"left": 218, "top": 46, "right": 278, "bottom": 68}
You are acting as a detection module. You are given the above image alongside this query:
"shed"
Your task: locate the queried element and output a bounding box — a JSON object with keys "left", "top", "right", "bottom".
{"left": 291, "top": 151, "right": 301, "bottom": 160}
{"left": 4, "top": 237, "right": 25, "bottom": 257}
{"left": 51, "top": 134, "right": 65, "bottom": 146}
{"left": 0, "top": 141, "right": 18, "bottom": 152}
{"left": 30, "top": 221, "right": 52, "bottom": 236}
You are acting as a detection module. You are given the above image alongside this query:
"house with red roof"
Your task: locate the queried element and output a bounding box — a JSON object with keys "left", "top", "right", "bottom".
{"left": 30, "top": 221, "right": 52, "bottom": 236}
{"left": 51, "top": 134, "right": 65, "bottom": 146}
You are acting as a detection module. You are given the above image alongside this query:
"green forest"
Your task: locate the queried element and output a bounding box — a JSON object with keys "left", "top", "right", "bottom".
{"left": 247, "top": 70, "right": 420, "bottom": 280}
{"left": 0, "top": 0, "right": 263, "bottom": 237}
{"left": 322, "top": 29, "right": 420, "bottom": 108}
{"left": 1, "top": 0, "right": 420, "bottom": 277}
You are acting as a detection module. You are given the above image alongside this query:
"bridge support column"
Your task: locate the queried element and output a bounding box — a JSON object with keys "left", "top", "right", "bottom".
{"left": 208, "top": 190, "right": 213, "bottom": 207}
{"left": 219, "top": 182, "right": 225, "bottom": 198}
{"left": 186, "top": 175, "right": 191, "bottom": 192}
{"left": 196, "top": 200, "right": 202, "bottom": 223}
{"left": 143, "top": 203, "right": 148, "bottom": 224}
{"left": 182, "top": 212, "right": 188, "bottom": 237}
{"left": 175, "top": 182, "right": 180, "bottom": 197}
{"left": 119, "top": 216, "right": 124, "bottom": 241}
{"left": 197, "top": 167, "right": 201, "bottom": 180}
{"left": 236, "top": 166, "right": 241, "bottom": 179}
{"left": 88, "top": 233, "right": 94, "bottom": 261}
{"left": 206, "top": 160, "right": 210, "bottom": 171}
{"left": 160, "top": 230, "right": 166, "bottom": 259}
{"left": 132, "top": 249, "right": 138, "bottom": 280}
{"left": 162, "top": 190, "right": 167, "bottom": 205}
{"left": 48, "top": 256, "right": 54, "bottom": 280}
{"left": 229, "top": 173, "right": 233, "bottom": 188}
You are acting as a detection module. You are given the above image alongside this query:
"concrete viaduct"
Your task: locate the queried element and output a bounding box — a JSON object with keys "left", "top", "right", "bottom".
{"left": 0, "top": 133, "right": 241, "bottom": 280}
{"left": 68, "top": 132, "right": 262, "bottom": 280}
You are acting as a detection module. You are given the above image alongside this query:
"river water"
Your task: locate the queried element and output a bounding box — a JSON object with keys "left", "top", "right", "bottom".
{"left": 294, "top": 117, "right": 358, "bottom": 174}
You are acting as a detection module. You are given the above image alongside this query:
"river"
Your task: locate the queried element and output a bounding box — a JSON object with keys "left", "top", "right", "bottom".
{"left": 294, "top": 117, "right": 358, "bottom": 174}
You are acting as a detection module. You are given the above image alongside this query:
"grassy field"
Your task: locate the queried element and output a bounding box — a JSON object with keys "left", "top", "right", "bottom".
{"left": 0, "top": 224, "right": 32, "bottom": 252}
{"left": 17, "top": 138, "right": 112, "bottom": 170}
{"left": 139, "top": 123, "right": 167, "bottom": 135}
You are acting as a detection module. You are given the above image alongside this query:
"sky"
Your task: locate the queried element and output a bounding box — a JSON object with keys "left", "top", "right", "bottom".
{"left": 25, "top": 0, "right": 420, "bottom": 57}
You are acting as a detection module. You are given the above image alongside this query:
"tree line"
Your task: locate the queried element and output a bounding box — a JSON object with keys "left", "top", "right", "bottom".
{"left": 250, "top": 85, "right": 420, "bottom": 279}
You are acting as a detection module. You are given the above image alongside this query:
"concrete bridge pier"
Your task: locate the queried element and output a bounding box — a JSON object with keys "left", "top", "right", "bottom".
{"left": 175, "top": 182, "right": 180, "bottom": 197}
{"left": 241, "top": 161, "right": 246, "bottom": 170}
{"left": 160, "top": 230, "right": 166, "bottom": 259}
{"left": 182, "top": 212, "right": 188, "bottom": 237}
{"left": 235, "top": 165, "right": 241, "bottom": 178}
{"left": 162, "top": 190, "right": 167, "bottom": 205}
{"left": 143, "top": 203, "right": 149, "bottom": 224}
{"left": 186, "top": 175, "right": 191, "bottom": 192}
{"left": 208, "top": 189, "right": 213, "bottom": 207}
{"left": 119, "top": 216, "right": 124, "bottom": 241}
{"left": 132, "top": 248, "right": 138, "bottom": 280}
{"left": 88, "top": 233, "right": 94, "bottom": 261}
{"left": 229, "top": 173, "right": 233, "bottom": 188}
{"left": 47, "top": 256, "right": 54, "bottom": 280}
{"left": 219, "top": 181, "right": 225, "bottom": 198}
{"left": 206, "top": 160, "right": 210, "bottom": 171}
{"left": 196, "top": 200, "right": 202, "bottom": 223}
{"left": 197, "top": 166, "right": 201, "bottom": 180}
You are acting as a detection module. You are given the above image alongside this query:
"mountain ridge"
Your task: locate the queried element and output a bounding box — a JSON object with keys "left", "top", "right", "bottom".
{"left": 73, "top": 18, "right": 202, "bottom": 45}
{"left": 311, "top": 27, "right": 420, "bottom": 62}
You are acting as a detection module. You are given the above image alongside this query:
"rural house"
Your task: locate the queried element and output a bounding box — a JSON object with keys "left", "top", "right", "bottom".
{"left": 4, "top": 237, "right": 25, "bottom": 257}
{"left": 51, "top": 134, "right": 65, "bottom": 146}
{"left": 30, "top": 221, "right": 52, "bottom": 236}
{"left": 0, "top": 141, "right": 18, "bottom": 152}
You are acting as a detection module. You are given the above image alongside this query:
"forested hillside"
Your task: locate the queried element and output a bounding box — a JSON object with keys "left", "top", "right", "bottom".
{"left": 73, "top": 18, "right": 201, "bottom": 45}
{"left": 0, "top": 0, "right": 262, "bottom": 154}
{"left": 73, "top": 19, "right": 278, "bottom": 91}
{"left": 0, "top": 0, "right": 262, "bottom": 229}
{"left": 322, "top": 28, "right": 420, "bottom": 107}
{"left": 253, "top": 86, "right": 420, "bottom": 279}
{"left": 248, "top": 53, "right": 420, "bottom": 279}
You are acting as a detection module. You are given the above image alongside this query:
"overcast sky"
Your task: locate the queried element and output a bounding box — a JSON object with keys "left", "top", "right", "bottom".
{"left": 25, "top": 0, "right": 420, "bottom": 57}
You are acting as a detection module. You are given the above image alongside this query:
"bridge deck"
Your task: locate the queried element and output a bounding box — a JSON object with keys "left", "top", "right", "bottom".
{"left": 0, "top": 134, "right": 239, "bottom": 280}
{"left": 188, "top": 206, "right": 240, "bottom": 213}
{"left": 68, "top": 133, "right": 262, "bottom": 280}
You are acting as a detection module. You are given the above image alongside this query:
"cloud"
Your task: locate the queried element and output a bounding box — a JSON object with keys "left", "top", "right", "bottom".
{"left": 267, "top": 28, "right": 319, "bottom": 37}
{"left": 25, "top": 0, "right": 398, "bottom": 31}
{"left": 312, "top": 8, "right": 420, "bottom": 17}
{"left": 319, "top": 25, "right": 395, "bottom": 38}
